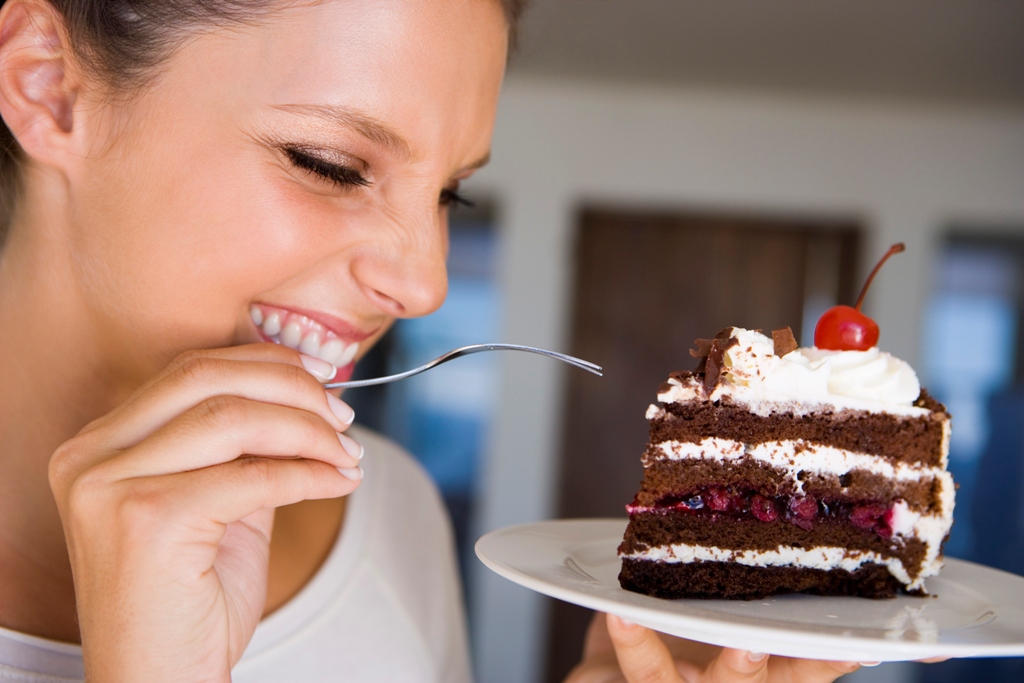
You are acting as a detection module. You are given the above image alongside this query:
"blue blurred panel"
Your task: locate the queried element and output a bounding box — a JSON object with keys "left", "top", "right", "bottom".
{"left": 972, "top": 390, "right": 1024, "bottom": 576}
{"left": 405, "top": 410, "right": 484, "bottom": 493}
{"left": 389, "top": 276, "right": 501, "bottom": 497}
{"left": 923, "top": 294, "right": 1016, "bottom": 397}
{"left": 922, "top": 284, "right": 1017, "bottom": 559}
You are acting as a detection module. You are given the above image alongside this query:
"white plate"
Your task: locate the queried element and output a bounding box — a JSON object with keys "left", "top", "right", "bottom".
{"left": 475, "top": 518, "right": 1024, "bottom": 662}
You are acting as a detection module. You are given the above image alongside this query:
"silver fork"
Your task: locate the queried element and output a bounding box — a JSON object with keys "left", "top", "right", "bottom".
{"left": 323, "top": 343, "right": 603, "bottom": 389}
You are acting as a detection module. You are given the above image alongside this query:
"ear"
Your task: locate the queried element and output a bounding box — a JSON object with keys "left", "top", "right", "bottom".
{"left": 0, "top": 0, "right": 80, "bottom": 165}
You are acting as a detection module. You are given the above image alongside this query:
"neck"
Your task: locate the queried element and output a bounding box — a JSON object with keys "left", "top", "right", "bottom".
{"left": 0, "top": 177, "right": 125, "bottom": 643}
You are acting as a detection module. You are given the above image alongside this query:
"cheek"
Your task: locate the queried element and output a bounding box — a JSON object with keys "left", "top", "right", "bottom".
{"left": 71, "top": 144, "right": 330, "bottom": 354}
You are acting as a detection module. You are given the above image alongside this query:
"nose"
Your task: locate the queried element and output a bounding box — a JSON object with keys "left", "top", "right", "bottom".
{"left": 350, "top": 212, "right": 449, "bottom": 319}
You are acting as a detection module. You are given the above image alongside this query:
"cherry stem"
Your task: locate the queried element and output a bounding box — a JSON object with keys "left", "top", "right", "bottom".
{"left": 854, "top": 243, "right": 906, "bottom": 311}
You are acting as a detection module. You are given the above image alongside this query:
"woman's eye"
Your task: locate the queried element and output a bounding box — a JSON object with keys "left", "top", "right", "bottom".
{"left": 284, "top": 147, "right": 370, "bottom": 189}
{"left": 440, "top": 185, "right": 474, "bottom": 209}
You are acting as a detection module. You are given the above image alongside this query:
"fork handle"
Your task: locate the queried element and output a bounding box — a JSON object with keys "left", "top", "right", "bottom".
{"left": 324, "top": 343, "right": 602, "bottom": 389}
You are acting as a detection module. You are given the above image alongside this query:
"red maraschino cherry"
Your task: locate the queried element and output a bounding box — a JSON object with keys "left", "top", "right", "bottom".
{"left": 814, "top": 243, "right": 905, "bottom": 351}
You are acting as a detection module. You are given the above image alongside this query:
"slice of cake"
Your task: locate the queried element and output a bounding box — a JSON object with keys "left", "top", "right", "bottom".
{"left": 618, "top": 326, "right": 954, "bottom": 600}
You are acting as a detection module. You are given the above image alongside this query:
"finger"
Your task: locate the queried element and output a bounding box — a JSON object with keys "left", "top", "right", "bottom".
{"left": 84, "top": 348, "right": 353, "bottom": 448}
{"left": 563, "top": 661, "right": 624, "bottom": 683}
{"left": 765, "top": 656, "right": 860, "bottom": 682}
{"left": 661, "top": 637, "right": 721, "bottom": 671}
{"left": 583, "top": 613, "right": 615, "bottom": 661}
{"left": 129, "top": 456, "right": 360, "bottom": 545}
{"left": 158, "top": 342, "right": 334, "bottom": 384}
{"left": 687, "top": 648, "right": 767, "bottom": 682}
{"left": 91, "top": 344, "right": 319, "bottom": 433}
{"left": 563, "top": 615, "right": 624, "bottom": 683}
{"left": 606, "top": 614, "right": 683, "bottom": 683}
{"left": 102, "top": 396, "right": 363, "bottom": 478}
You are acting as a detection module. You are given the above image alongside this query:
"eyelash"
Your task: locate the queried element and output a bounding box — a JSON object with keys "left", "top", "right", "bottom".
{"left": 284, "top": 146, "right": 474, "bottom": 208}
{"left": 441, "top": 186, "right": 475, "bottom": 209}
{"left": 284, "top": 147, "right": 370, "bottom": 188}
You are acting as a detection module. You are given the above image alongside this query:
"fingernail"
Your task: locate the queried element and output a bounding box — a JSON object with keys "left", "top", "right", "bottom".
{"left": 747, "top": 652, "right": 768, "bottom": 663}
{"left": 859, "top": 662, "right": 881, "bottom": 667}
{"left": 327, "top": 393, "right": 355, "bottom": 425}
{"left": 338, "top": 433, "right": 364, "bottom": 460}
{"left": 300, "top": 354, "right": 337, "bottom": 382}
{"left": 614, "top": 615, "right": 635, "bottom": 627}
{"left": 338, "top": 466, "right": 363, "bottom": 480}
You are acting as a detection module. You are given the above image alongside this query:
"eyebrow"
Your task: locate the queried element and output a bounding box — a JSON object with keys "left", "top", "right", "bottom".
{"left": 272, "top": 102, "right": 492, "bottom": 174}
{"left": 273, "top": 103, "right": 412, "bottom": 159}
{"left": 459, "top": 151, "right": 491, "bottom": 174}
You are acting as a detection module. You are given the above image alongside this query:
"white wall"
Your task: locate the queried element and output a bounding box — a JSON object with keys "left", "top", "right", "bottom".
{"left": 468, "top": 75, "right": 1024, "bottom": 683}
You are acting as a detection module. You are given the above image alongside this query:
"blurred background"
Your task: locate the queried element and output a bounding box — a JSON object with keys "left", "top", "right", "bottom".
{"left": 346, "top": 1, "right": 1024, "bottom": 681}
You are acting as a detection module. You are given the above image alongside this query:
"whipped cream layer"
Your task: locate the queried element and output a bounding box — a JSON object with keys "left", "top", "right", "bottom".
{"left": 651, "top": 437, "right": 953, "bottom": 494}
{"left": 661, "top": 327, "right": 928, "bottom": 416}
{"left": 622, "top": 542, "right": 933, "bottom": 591}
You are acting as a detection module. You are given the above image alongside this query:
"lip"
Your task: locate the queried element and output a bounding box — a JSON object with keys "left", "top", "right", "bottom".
{"left": 255, "top": 302, "right": 380, "bottom": 343}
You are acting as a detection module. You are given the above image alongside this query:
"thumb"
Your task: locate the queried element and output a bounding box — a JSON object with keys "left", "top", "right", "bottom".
{"left": 582, "top": 613, "right": 615, "bottom": 661}
{"left": 606, "top": 614, "right": 683, "bottom": 683}
{"left": 703, "top": 649, "right": 770, "bottom": 682}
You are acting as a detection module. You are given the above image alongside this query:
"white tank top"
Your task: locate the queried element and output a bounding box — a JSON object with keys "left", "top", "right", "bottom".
{"left": 0, "top": 426, "right": 473, "bottom": 683}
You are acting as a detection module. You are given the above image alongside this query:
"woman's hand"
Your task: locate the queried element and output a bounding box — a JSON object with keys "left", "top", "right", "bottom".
{"left": 48, "top": 344, "right": 363, "bottom": 683}
{"left": 566, "top": 613, "right": 863, "bottom": 683}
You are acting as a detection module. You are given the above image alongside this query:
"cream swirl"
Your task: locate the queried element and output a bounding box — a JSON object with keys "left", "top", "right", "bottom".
{"left": 799, "top": 346, "right": 920, "bottom": 405}
{"left": 718, "top": 327, "right": 920, "bottom": 407}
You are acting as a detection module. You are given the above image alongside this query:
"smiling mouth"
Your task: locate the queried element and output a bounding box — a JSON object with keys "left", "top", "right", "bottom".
{"left": 250, "top": 303, "right": 361, "bottom": 367}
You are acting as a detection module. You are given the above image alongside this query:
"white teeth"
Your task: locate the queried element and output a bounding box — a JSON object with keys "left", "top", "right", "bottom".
{"left": 337, "top": 342, "right": 359, "bottom": 367}
{"left": 280, "top": 321, "right": 302, "bottom": 349}
{"left": 299, "top": 330, "right": 321, "bottom": 356}
{"left": 318, "top": 339, "right": 344, "bottom": 365}
{"left": 262, "top": 312, "right": 282, "bottom": 337}
{"left": 257, "top": 308, "right": 357, "bottom": 364}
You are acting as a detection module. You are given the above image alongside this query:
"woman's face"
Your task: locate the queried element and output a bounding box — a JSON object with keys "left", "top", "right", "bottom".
{"left": 66, "top": 0, "right": 508, "bottom": 385}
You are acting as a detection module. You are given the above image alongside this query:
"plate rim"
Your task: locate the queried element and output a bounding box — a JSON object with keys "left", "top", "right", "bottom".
{"left": 476, "top": 518, "right": 1024, "bottom": 662}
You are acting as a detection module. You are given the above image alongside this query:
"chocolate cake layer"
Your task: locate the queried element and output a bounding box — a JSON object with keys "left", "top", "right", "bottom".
{"left": 633, "top": 457, "right": 942, "bottom": 514}
{"left": 620, "top": 513, "right": 929, "bottom": 579}
{"left": 619, "top": 557, "right": 907, "bottom": 600}
{"left": 651, "top": 397, "right": 947, "bottom": 466}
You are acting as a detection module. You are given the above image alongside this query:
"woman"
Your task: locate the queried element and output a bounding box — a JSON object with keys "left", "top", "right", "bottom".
{"left": 0, "top": 0, "right": 865, "bottom": 680}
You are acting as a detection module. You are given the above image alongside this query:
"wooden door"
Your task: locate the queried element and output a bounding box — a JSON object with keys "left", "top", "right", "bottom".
{"left": 545, "top": 208, "right": 861, "bottom": 682}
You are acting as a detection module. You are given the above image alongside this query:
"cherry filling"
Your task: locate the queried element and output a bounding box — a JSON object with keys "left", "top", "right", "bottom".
{"left": 629, "top": 486, "right": 895, "bottom": 539}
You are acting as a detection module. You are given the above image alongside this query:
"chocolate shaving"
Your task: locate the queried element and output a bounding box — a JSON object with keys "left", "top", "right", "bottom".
{"left": 700, "top": 335, "right": 739, "bottom": 395}
{"left": 772, "top": 327, "right": 798, "bottom": 357}
{"left": 690, "top": 329, "right": 736, "bottom": 377}
{"left": 690, "top": 338, "right": 714, "bottom": 359}
{"left": 690, "top": 329, "right": 736, "bottom": 358}
{"left": 714, "top": 328, "right": 735, "bottom": 340}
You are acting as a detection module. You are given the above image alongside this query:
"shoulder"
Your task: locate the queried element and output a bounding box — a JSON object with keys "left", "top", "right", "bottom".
{"left": 347, "top": 425, "right": 448, "bottom": 517}
{"left": 339, "top": 426, "right": 473, "bottom": 682}
{"left": 344, "top": 425, "right": 457, "bottom": 564}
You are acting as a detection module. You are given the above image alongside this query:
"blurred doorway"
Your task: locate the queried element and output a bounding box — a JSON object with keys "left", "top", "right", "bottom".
{"left": 545, "top": 208, "right": 862, "bottom": 682}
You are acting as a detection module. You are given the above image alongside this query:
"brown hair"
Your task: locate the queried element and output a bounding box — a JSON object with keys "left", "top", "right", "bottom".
{"left": 0, "top": 0, "right": 528, "bottom": 242}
